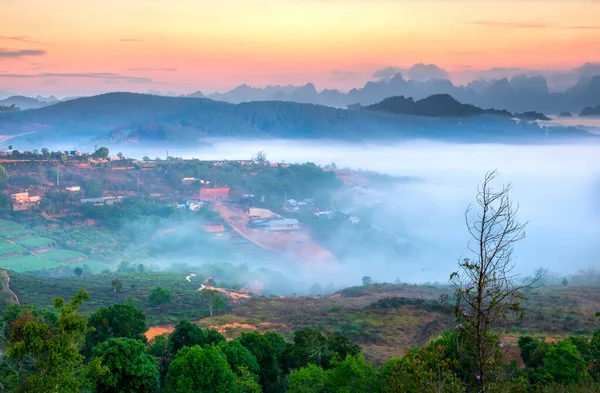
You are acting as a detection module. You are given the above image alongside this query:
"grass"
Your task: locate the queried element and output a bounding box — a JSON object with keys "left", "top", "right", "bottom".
{"left": 8, "top": 271, "right": 212, "bottom": 325}
{"left": 16, "top": 236, "right": 56, "bottom": 249}
{"left": 0, "top": 241, "right": 26, "bottom": 256}
{"left": 0, "top": 255, "right": 63, "bottom": 273}
{"left": 37, "top": 249, "right": 87, "bottom": 262}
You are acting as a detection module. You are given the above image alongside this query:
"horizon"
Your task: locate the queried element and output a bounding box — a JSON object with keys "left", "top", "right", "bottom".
{"left": 2, "top": 0, "right": 600, "bottom": 97}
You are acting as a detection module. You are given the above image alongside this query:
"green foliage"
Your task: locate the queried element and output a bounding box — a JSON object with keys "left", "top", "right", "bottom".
{"left": 89, "top": 337, "right": 160, "bottom": 393}
{"left": 92, "top": 147, "right": 110, "bottom": 160}
{"left": 7, "top": 290, "right": 90, "bottom": 393}
{"left": 167, "top": 320, "right": 225, "bottom": 356}
{"left": 82, "top": 179, "right": 103, "bottom": 198}
{"left": 361, "top": 276, "right": 373, "bottom": 286}
{"left": 149, "top": 286, "right": 171, "bottom": 306}
{"left": 591, "top": 328, "right": 600, "bottom": 381}
{"left": 201, "top": 288, "right": 228, "bottom": 316}
{"left": 0, "top": 164, "right": 8, "bottom": 187}
{"left": 286, "top": 364, "right": 327, "bottom": 393}
{"left": 380, "top": 345, "right": 463, "bottom": 393}
{"left": 218, "top": 340, "right": 260, "bottom": 375}
{"left": 74, "top": 266, "right": 83, "bottom": 277}
{"left": 165, "top": 345, "right": 238, "bottom": 393}
{"left": 325, "top": 354, "right": 379, "bottom": 393}
{"left": 85, "top": 304, "right": 147, "bottom": 354}
{"left": 237, "top": 331, "right": 286, "bottom": 393}
{"left": 542, "top": 340, "right": 589, "bottom": 385}
{"left": 111, "top": 278, "right": 123, "bottom": 293}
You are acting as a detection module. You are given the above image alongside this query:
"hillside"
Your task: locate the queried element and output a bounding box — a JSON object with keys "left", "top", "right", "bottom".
{"left": 0, "top": 93, "right": 592, "bottom": 145}
{"left": 364, "top": 94, "right": 550, "bottom": 120}
{"left": 581, "top": 105, "right": 600, "bottom": 117}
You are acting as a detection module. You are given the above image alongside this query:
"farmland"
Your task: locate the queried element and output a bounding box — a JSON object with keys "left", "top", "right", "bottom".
{"left": 0, "top": 218, "right": 114, "bottom": 273}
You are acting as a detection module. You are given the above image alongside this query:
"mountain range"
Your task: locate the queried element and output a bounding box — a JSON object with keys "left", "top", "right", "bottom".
{"left": 0, "top": 93, "right": 593, "bottom": 147}
{"left": 3, "top": 71, "right": 599, "bottom": 115}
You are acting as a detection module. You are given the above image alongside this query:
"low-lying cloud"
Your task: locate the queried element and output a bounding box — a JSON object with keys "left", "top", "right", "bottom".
{"left": 115, "top": 139, "right": 600, "bottom": 288}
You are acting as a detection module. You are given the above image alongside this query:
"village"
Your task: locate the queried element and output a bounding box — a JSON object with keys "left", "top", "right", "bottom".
{"left": 0, "top": 146, "right": 387, "bottom": 275}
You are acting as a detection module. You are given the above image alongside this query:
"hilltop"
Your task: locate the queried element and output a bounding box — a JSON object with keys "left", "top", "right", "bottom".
{"left": 364, "top": 94, "right": 550, "bottom": 120}
{"left": 0, "top": 93, "right": 591, "bottom": 146}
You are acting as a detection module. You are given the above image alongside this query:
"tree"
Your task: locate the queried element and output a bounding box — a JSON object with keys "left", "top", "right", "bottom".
{"left": 111, "top": 278, "right": 123, "bottom": 293}
{"left": 88, "top": 337, "right": 159, "bottom": 393}
{"left": 542, "top": 340, "right": 588, "bottom": 385}
{"left": 73, "top": 266, "right": 83, "bottom": 277}
{"left": 117, "top": 152, "right": 124, "bottom": 159}
{"left": 201, "top": 288, "right": 227, "bottom": 316}
{"left": 361, "top": 276, "right": 373, "bottom": 286}
{"left": 325, "top": 354, "right": 379, "bottom": 393}
{"left": 149, "top": 287, "right": 171, "bottom": 306}
{"left": 218, "top": 340, "right": 260, "bottom": 375}
{"left": 167, "top": 320, "right": 225, "bottom": 356}
{"left": 92, "top": 146, "right": 110, "bottom": 160}
{"left": 562, "top": 277, "right": 569, "bottom": 286}
{"left": 165, "top": 345, "right": 238, "bottom": 393}
{"left": 449, "top": 170, "right": 546, "bottom": 392}
{"left": 137, "top": 264, "right": 145, "bottom": 274}
{"left": 237, "top": 331, "right": 286, "bottom": 393}
{"left": 282, "top": 328, "right": 328, "bottom": 372}
{"left": 85, "top": 304, "right": 147, "bottom": 354}
{"left": 381, "top": 346, "right": 463, "bottom": 393}
{"left": 253, "top": 151, "right": 268, "bottom": 164}
{"left": 7, "top": 290, "right": 91, "bottom": 393}
{"left": 287, "top": 364, "right": 327, "bottom": 393}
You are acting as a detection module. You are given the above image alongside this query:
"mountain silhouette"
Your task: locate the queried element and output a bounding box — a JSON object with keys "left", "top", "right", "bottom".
{"left": 0, "top": 93, "right": 590, "bottom": 146}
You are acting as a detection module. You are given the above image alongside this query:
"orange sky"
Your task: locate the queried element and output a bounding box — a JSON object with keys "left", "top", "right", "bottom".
{"left": 1, "top": 0, "right": 599, "bottom": 96}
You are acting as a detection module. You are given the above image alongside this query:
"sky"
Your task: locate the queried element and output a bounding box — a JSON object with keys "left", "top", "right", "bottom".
{"left": 1, "top": 0, "right": 600, "bottom": 96}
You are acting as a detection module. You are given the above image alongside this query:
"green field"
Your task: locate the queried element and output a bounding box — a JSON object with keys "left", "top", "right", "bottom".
{"left": 0, "top": 255, "right": 63, "bottom": 272}
{"left": 39, "top": 249, "right": 87, "bottom": 262}
{"left": 16, "top": 236, "right": 56, "bottom": 249}
{"left": 0, "top": 241, "right": 26, "bottom": 256}
{"left": 8, "top": 271, "right": 211, "bottom": 325}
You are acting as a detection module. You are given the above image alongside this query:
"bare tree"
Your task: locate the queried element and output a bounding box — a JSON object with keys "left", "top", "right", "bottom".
{"left": 450, "top": 170, "right": 546, "bottom": 393}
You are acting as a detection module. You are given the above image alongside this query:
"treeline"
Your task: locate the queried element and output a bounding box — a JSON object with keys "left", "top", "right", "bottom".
{"left": 0, "top": 291, "right": 599, "bottom": 393}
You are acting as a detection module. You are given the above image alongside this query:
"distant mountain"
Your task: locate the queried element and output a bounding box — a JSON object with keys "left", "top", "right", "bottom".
{"left": 580, "top": 105, "right": 600, "bottom": 117}
{"left": 0, "top": 93, "right": 592, "bottom": 146}
{"left": 0, "top": 95, "right": 52, "bottom": 110}
{"left": 365, "top": 94, "right": 550, "bottom": 121}
{"left": 365, "top": 94, "right": 510, "bottom": 118}
{"left": 190, "top": 72, "right": 600, "bottom": 114}
{"left": 558, "top": 111, "right": 573, "bottom": 118}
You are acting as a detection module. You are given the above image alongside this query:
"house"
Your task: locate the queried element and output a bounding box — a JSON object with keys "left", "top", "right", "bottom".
{"left": 251, "top": 218, "right": 300, "bottom": 231}
{"left": 80, "top": 196, "right": 124, "bottom": 206}
{"left": 248, "top": 208, "right": 278, "bottom": 220}
{"left": 10, "top": 192, "right": 41, "bottom": 211}
{"left": 181, "top": 177, "right": 196, "bottom": 185}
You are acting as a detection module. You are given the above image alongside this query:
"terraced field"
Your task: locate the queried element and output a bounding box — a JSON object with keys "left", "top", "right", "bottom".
{"left": 0, "top": 219, "right": 109, "bottom": 273}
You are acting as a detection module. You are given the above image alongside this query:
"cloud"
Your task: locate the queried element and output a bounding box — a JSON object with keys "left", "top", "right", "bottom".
{"left": 0, "top": 72, "right": 157, "bottom": 83}
{"left": 0, "top": 48, "right": 46, "bottom": 58}
{"left": 373, "top": 63, "right": 449, "bottom": 81}
{"left": 405, "top": 63, "right": 449, "bottom": 81}
{"left": 0, "top": 36, "right": 49, "bottom": 45}
{"left": 373, "top": 66, "right": 403, "bottom": 80}
{"left": 329, "top": 69, "right": 356, "bottom": 81}
{"left": 120, "top": 38, "right": 142, "bottom": 42}
{"left": 127, "top": 67, "right": 177, "bottom": 72}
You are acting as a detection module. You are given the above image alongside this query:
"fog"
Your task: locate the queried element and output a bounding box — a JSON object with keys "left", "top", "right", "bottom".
{"left": 114, "top": 139, "right": 600, "bottom": 291}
